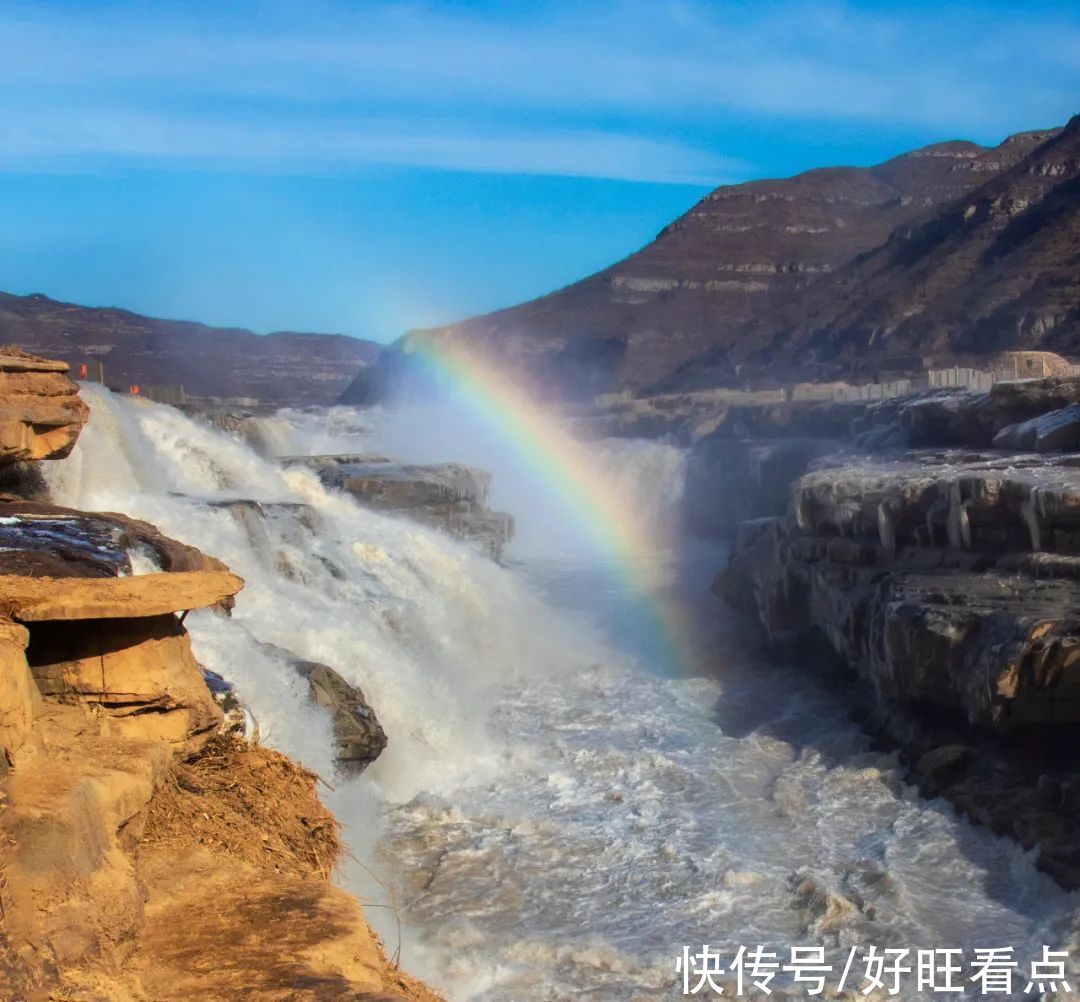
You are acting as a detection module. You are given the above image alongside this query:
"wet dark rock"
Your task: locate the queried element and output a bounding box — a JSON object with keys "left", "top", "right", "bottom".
{"left": 201, "top": 668, "right": 257, "bottom": 740}
{"left": 289, "top": 455, "right": 514, "bottom": 560}
{"left": 994, "top": 403, "right": 1080, "bottom": 453}
{"left": 1037, "top": 772, "right": 1063, "bottom": 803}
{"left": 915, "top": 745, "right": 972, "bottom": 792}
{"left": 0, "top": 513, "right": 131, "bottom": 577}
{"left": 0, "top": 496, "right": 235, "bottom": 582}
{"left": 291, "top": 660, "right": 388, "bottom": 774}
{"left": 250, "top": 641, "right": 388, "bottom": 774}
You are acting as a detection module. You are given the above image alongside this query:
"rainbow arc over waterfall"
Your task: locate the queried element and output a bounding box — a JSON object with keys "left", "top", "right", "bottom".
{"left": 404, "top": 339, "right": 698, "bottom": 675}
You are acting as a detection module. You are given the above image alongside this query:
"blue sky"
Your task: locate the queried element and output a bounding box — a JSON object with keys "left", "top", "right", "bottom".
{"left": 0, "top": 0, "right": 1077, "bottom": 342}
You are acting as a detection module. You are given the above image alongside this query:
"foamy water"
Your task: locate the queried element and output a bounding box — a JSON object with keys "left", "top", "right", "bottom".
{"left": 48, "top": 389, "right": 1080, "bottom": 1000}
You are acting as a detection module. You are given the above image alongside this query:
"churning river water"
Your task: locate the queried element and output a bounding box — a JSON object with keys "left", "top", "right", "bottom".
{"left": 46, "top": 389, "right": 1080, "bottom": 1000}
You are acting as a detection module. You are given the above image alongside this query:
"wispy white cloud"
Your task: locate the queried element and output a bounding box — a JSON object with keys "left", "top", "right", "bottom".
{"left": 0, "top": 108, "right": 738, "bottom": 185}
{"left": 0, "top": 0, "right": 1076, "bottom": 183}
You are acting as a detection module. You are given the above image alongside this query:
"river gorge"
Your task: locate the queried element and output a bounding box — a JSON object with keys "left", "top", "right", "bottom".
{"left": 30, "top": 385, "right": 1080, "bottom": 1000}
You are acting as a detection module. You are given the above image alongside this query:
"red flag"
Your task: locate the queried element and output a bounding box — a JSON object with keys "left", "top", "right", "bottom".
{"left": 79, "top": 363, "right": 88, "bottom": 379}
{"left": 130, "top": 384, "right": 140, "bottom": 395}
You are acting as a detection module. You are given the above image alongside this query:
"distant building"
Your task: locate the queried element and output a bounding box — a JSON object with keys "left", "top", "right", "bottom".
{"left": 987, "top": 351, "right": 1077, "bottom": 380}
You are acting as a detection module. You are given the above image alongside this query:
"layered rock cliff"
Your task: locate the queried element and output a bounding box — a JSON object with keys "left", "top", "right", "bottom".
{"left": 349, "top": 123, "right": 1066, "bottom": 400}
{"left": 0, "top": 292, "right": 380, "bottom": 408}
{"left": 283, "top": 454, "right": 515, "bottom": 560}
{"left": 710, "top": 375, "right": 1080, "bottom": 888}
{"left": 0, "top": 348, "right": 88, "bottom": 463}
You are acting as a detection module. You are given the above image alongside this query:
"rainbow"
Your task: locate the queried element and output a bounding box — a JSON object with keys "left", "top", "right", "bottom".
{"left": 403, "top": 338, "right": 699, "bottom": 676}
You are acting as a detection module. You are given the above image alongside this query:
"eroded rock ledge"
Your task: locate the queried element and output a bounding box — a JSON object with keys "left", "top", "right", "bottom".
{"left": 0, "top": 498, "right": 244, "bottom": 762}
{"left": 285, "top": 453, "right": 515, "bottom": 560}
{"left": 0, "top": 504, "right": 248, "bottom": 994}
{"left": 713, "top": 375, "right": 1080, "bottom": 888}
{"left": 0, "top": 348, "right": 88, "bottom": 464}
{"left": 722, "top": 452, "right": 1080, "bottom": 730}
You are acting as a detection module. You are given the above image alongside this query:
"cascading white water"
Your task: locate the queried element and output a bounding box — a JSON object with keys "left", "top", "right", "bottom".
{"left": 46, "top": 386, "right": 615, "bottom": 800}
{"left": 258, "top": 402, "right": 689, "bottom": 559}
{"left": 47, "top": 387, "right": 1080, "bottom": 1001}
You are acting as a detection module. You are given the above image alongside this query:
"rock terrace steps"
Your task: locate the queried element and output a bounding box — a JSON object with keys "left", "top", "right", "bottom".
{"left": 0, "top": 501, "right": 245, "bottom": 762}
{"left": 285, "top": 454, "right": 515, "bottom": 560}
{"left": 709, "top": 373, "right": 1080, "bottom": 889}
{"left": 0, "top": 351, "right": 70, "bottom": 373}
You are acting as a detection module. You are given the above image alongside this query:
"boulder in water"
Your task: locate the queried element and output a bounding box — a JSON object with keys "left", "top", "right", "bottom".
{"left": 289, "top": 454, "right": 515, "bottom": 560}
{"left": 292, "top": 659, "right": 388, "bottom": 773}
{"left": 250, "top": 641, "right": 389, "bottom": 773}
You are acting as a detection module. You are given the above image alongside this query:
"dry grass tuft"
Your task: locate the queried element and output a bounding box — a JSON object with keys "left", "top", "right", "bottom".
{"left": 141, "top": 733, "right": 341, "bottom": 879}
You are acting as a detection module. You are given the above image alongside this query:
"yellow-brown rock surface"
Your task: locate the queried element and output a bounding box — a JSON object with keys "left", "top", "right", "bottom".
{"left": 0, "top": 499, "right": 244, "bottom": 763}
{"left": 0, "top": 569, "right": 244, "bottom": 621}
{"left": 0, "top": 360, "right": 438, "bottom": 1000}
{"left": 0, "top": 347, "right": 89, "bottom": 463}
{"left": 29, "top": 615, "right": 224, "bottom": 743}
{"left": 0, "top": 618, "right": 36, "bottom": 761}
{"left": 0, "top": 721, "right": 441, "bottom": 1001}
{"left": 1, "top": 704, "right": 172, "bottom": 982}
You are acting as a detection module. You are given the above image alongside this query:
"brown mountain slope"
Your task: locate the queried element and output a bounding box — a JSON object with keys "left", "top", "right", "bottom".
{"left": 375, "top": 126, "right": 1058, "bottom": 399}
{"left": 0, "top": 292, "right": 380, "bottom": 408}
{"left": 763, "top": 114, "right": 1080, "bottom": 375}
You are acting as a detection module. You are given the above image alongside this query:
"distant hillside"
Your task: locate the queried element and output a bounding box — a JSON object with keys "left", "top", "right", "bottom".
{"left": 347, "top": 122, "right": 1071, "bottom": 401}
{"left": 0, "top": 292, "right": 380, "bottom": 408}
{"left": 774, "top": 117, "right": 1080, "bottom": 367}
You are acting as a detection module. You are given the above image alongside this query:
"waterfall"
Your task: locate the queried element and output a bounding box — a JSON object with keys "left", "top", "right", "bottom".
{"left": 251, "top": 402, "right": 689, "bottom": 557}
{"left": 45, "top": 385, "right": 613, "bottom": 802}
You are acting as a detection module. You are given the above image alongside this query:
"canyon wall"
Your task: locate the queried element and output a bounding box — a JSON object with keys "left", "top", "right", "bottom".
{"left": 709, "top": 376, "right": 1080, "bottom": 888}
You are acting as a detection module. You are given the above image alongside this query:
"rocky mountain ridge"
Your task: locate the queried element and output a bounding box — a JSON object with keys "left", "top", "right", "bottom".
{"left": 356, "top": 120, "right": 1075, "bottom": 401}
{"left": 676, "top": 114, "right": 1080, "bottom": 387}
{"left": 0, "top": 292, "right": 380, "bottom": 408}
